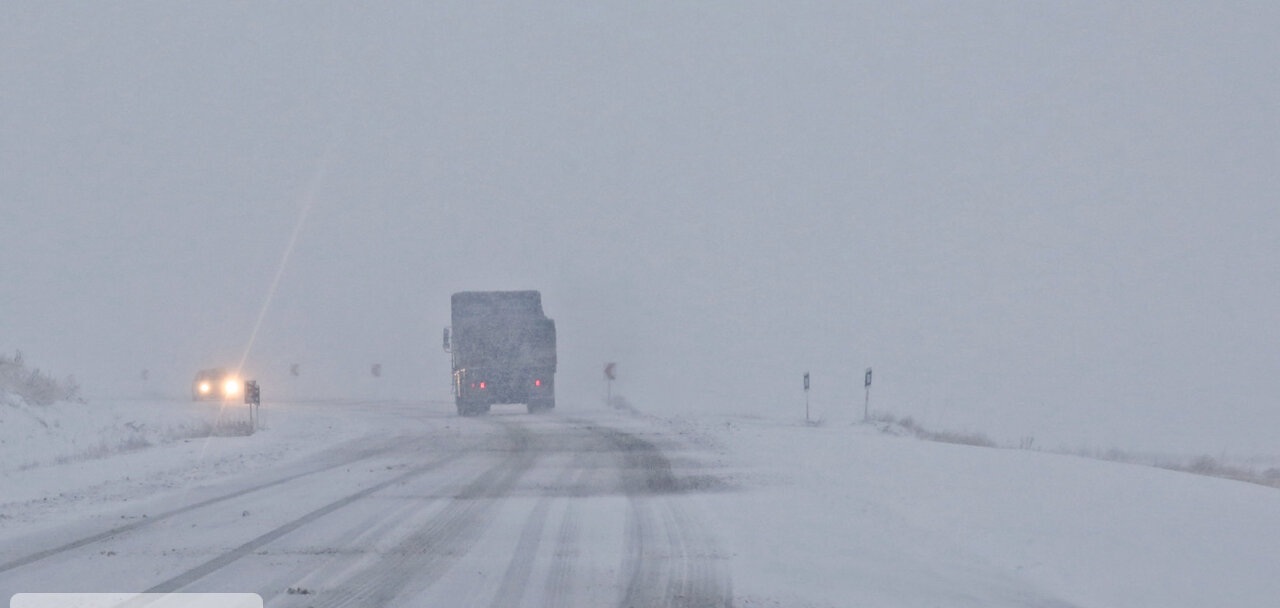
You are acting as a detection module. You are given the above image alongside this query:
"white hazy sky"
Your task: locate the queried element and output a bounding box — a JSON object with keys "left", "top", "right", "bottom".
{"left": 2, "top": 2, "right": 1277, "bottom": 452}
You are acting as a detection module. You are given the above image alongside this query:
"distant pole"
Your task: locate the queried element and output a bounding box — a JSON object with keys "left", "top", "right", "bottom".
{"left": 863, "top": 367, "right": 873, "bottom": 422}
{"left": 604, "top": 362, "right": 617, "bottom": 408}
{"left": 803, "top": 372, "right": 811, "bottom": 423}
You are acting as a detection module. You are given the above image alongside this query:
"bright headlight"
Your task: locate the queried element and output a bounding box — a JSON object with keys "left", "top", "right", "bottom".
{"left": 198, "top": 382, "right": 211, "bottom": 394}
{"left": 224, "top": 379, "right": 241, "bottom": 395}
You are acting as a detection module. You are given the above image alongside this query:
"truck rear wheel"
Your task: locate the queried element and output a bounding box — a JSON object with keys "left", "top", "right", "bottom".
{"left": 456, "top": 399, "right": 488, "bottom": 416}
{"left": 527, "top": 396, "right": 555, "bottom": 413}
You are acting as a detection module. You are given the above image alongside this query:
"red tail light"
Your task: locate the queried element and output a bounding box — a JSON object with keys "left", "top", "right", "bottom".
{"left": 479, "top": 382, "right": 486, "bottom": 389}
{"left": 534, "top": 379, "right": 542, "bottom": 387}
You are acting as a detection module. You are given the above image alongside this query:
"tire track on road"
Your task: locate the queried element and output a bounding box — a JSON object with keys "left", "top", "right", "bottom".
{"left": 144, "top": 448, "right": 472, "bottom": 594}
{"left": 308, "top": 420, "right": 539, "bottom": 607}
{"left": 542, "top": 499, "right": 582, "bottom": 607}
{"left": 486, "top": 458, "right": 584, "bottom": 608}
{"left": 143, "top": 417, "right": 527, "bottom": 594}
{"left": 539, "top": 447, "right": 607, "bottom": 608}
{"left": 0, "top": 435, "right": 426, "bottom": 576}
{"left": 585, "top": 423, "right": 733, "bottom": 608}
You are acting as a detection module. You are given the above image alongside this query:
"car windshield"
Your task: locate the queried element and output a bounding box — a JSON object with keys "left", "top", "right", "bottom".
{"left": 2, "top": 4, "right": 1279, "bottom": 607}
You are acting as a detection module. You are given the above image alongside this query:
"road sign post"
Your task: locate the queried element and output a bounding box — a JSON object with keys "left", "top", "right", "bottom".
{"left": 863, "top": 368, "right": 872, "bottom": 422}
{"left": 604, "top": 362, "right": 616, "bottom": 408}
{"left": 803, "top": 372, "right": 811, "bottom": 423}
{"left": 244, "top": 380, "right": 261, "bottom": 431}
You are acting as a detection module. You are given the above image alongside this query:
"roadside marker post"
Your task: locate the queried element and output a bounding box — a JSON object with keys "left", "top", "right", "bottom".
{"left": 245, "top": 380, "right": 261, "bottom": 431}
{"left": 604, "top": 362, "right": 617, "bottom": 408}
{"left": 803, "top": 372, "right": 811, "bottom": 423}
{"left": 863, "top": 368, "right": 872, "bottom": 422}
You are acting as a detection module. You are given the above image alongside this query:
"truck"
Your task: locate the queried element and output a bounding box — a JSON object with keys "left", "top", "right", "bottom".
{"left": 443, "top": 290, "right": 556, "bottom": 416}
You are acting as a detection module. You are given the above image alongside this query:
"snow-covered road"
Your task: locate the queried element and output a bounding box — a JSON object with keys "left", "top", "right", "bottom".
{"left": 0, "top": 402, "right": 732, "bottom": 606}
{"left": 5, "top": 399, "right": 1280, "bottom": 607}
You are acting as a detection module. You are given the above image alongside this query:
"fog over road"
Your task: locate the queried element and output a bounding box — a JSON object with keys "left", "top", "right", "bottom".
{"left": 0, "top": 404, "right": 732, "bottom": 607}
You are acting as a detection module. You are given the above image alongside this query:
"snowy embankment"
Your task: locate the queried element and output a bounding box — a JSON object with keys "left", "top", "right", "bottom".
{"left": 0, "top": 396, "right": 246, "bottom": 472}
{"left": 0, "top": 395, "right": 405, "bottom": 536}
{"left": 658, "top": 411, "right": 1280, "bottom": 608}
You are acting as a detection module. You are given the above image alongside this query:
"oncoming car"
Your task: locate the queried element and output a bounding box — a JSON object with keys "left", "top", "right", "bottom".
{"left": 192, "top": 368, "right": 244, "bottom": 401}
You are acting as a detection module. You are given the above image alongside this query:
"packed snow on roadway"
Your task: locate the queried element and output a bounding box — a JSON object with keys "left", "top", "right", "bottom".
{"left": 3, "top": 391, "right": 1280, "bottom": 607}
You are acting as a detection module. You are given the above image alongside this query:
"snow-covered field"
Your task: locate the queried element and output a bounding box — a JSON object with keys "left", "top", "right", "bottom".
{"left": 3, "top": 396, "right": 1279, "bottom": 607}
{"left": 679, "top": 413, "right": 1280, "bottom": 607}
{"left": 2, "top": 397, "right": 249, "bottom": 473}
